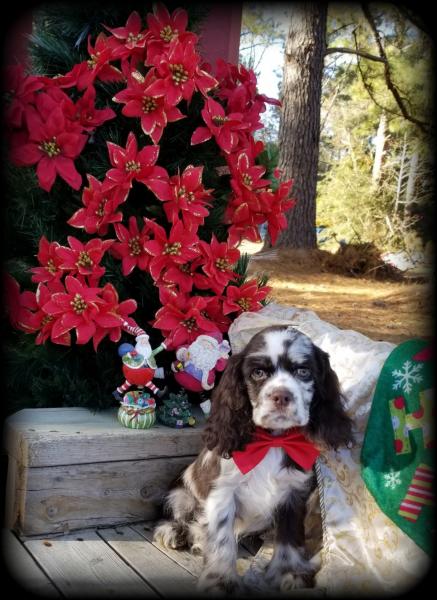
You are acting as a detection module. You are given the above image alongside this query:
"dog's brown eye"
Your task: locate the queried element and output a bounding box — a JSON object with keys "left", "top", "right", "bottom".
{"left": 251, "top": 368, "right": 267, "bottom": 380}
{"left": 296, "top": 367, "right": 311, "bottom": 378}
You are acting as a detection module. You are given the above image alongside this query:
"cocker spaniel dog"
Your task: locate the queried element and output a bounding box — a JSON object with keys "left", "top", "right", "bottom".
{"left": 154, "top": 325, "right": 353, "bottom": 594}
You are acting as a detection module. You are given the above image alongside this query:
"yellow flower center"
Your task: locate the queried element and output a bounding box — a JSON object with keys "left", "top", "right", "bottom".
{"left": 179, "top": 263, "right": 192, "bottom": 274}
{"left": 46, "top": 258, "right": 58, "bottom": 275}
{"left": 242, "top": 173, "right": 253, "bottom": 187}
{"left": 41, "top": 314, "right": 54, "bottom": 326}
{"left": 128, "top": 236, "right": 141, "bottom": 256}
{"left": 95, "top": 199, "right": 107, "bottom": 218}
{"left": 127, "top": 32, "right": 143, "bottom": 44}
{"left": 237, "top": 297, "right": 251, "bottom": 311}
{"left": 160, "top": 25, "right": 177, "bottom": 43}
{"left": 76, "top": 251, "right": 93, "bottom": 269}
{"left": 39, "top": 137, "right": 61, "bottom": 157}
{"left": 215, "top": 258, "right": 229, "bottom": 271}
{"left": 87, "top": 53, "right": 99, "bottom": 69}
{"left": 70, "top": 293, "right": 87, "bottom": 314}
{"left": 125, "top": 160, "right": 141, "bottom": 173}
{"left": 182, "top": 316, "right": 197, "bottom": 331}
{"left": 169, "top": 63, "right": 189, "bottom": 85}
{"left": 212, "top": 115, "right": 227, "bottom": 126}
{"left": 177, "top": 186, "right": 195, "bottom": 202}
{"left": 163, "top": 242, "right": 182, "bottom": 256}
{"left": 142, "top": 96, "right": 158, "bottom": 113}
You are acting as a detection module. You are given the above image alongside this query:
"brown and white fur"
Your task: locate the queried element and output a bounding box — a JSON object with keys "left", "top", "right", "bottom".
{"left": 154, "top": 325, "right": 353, "bottom": 594}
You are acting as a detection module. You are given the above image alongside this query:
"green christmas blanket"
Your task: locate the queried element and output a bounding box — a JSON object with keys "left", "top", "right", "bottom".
{"left": 361, "top": 339, "right": 434, "bottom": 555}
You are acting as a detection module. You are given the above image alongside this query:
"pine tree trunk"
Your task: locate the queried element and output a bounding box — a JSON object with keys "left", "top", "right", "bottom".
{"left": 276, "top": 3, "right": 327, "bottom": 249}
{"left": 372, "top": 112, "right": 387, "bottom": 184}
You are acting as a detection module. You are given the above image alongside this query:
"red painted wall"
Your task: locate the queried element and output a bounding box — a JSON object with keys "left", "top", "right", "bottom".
{"left": 198, "top": 3, "right": 242, "bottom": 67}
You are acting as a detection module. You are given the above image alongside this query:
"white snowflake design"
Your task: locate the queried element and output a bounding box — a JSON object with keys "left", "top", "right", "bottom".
{"left": 383, "top": 469, "right": 402, "bottom": 490}
{"left": 392, "top": 360, "right": 423, "bottom": 394}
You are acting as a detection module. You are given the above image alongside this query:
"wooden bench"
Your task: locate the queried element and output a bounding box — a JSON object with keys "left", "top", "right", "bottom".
{"left": 3, "top": 407, "right": 205, "bottom": 536}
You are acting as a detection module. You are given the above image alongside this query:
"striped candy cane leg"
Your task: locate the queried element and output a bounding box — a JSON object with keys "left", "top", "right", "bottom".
{"left": 398, "top": 463, "right": 434, "bottom": 522}
{"left": 122, "top": 321, "right": 146, "bottom": 337}
{"left": 145, "top": 381, "right": 159, "bottom": 395}
{"left": 117, "top": 380, "right": 131, "bottom": 394}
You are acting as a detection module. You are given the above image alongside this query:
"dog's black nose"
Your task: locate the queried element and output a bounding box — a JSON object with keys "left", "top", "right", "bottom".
{"left": 270, "top": 389, "right": 292, "bottom": 407}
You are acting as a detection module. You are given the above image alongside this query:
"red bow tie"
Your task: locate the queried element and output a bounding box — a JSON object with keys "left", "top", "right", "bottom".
{"left": 232, "top": 427, "right": 320, "bottom": 474}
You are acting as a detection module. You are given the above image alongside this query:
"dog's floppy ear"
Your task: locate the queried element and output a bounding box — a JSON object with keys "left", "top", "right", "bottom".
{"left": 203, "top": 352, "right": 254, "bottom": 456}
{"left": 307, "top": 346, "right": 354, "bottom": 449}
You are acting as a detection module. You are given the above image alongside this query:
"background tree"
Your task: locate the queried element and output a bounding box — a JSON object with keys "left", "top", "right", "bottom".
{"left": 317, "top": 4, "right": 434, "bottom": 252}
{"left": 243, "top": 2, "right": 433, "bottom": 252}
{"left": 276, "top": 3, "right": 327, "bottom": 249}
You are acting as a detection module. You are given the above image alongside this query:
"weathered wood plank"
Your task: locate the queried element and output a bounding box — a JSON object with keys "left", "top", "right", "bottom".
{"left": 4, "top": 407, "right": 206, "bottom": 468}
{"left": 4, "top": 456, "right": 27, "bottom": 532}
{"left": 132, "top": 522, "right": 204, "bottom": 577}
{"left": 23, "top": 529, "right": 158, "bottom": 597}
{"left": 17, "top": 457, "right": 194, "bottom": 536}
{"left": 98, "top": 525, "right": 200, "bottom": 597}
{"left": 2, "top": 529, "right": 60, "bottom": 597}
{"left": 132, "top": 522, "right": 254, "bottom": 578}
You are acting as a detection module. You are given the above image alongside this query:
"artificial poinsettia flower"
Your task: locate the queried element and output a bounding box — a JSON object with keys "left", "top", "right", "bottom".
{"left": 158, "top": 165, "right": 212, "bottom": 229}
{"left": 223, "top": 279, "right": 271, "bottom": 315}
{"left": 30, "top": 236, "right": 64, "bottom": 283}
{"left": 74, "top": 33, "right": 123, "bottom": 91}
{"left": 191, "top": 97, "right": 247, "bottom": 154}
{"left": 105, "top": 131, "right": 167, "bottom": 196}
{"left": 160, "top": 257, "right": 205, "bottom": 293}
{"left": 201, "top": 295, "right": 232, "bottom": 333}
{"left": 22, "top": 88, "right": 85, "bottom": 135}
{"left": 92, "top": 282, "right": 137, "bottom": 350}
{"left": 33, "top": 280, "right": 72, "bottom": 346}
{"left": 259, "top": 180, "right": 296, "bottom": 246}
{"left": 104, "top": 11, "right": 148, "bottom": 61}
{"left": 67, "top": 175, "right": 123, "bottom": 236}
{"left": 62, "top": 85, "right": 116, "bottom": 132}
{"left": 197, "top": 235, "right": 240, "bottom": 294}
{"left": 215, "top": 59, "right": 281, "bottom": 121}
{"left": 56, "top": 236, "right": 113, "bottom": 283}
{"left": 113, "top": 69, "right": 184, "bottom": 144}
{"left": 111, "top": 216, "right": 153, "bottom": 276}
{"left": 73, "top": 33, "right": 123, "bottom": 90}
{"left": 3, "top": 273, "right": 38, "bottom": 333}
{"left": 226, "top": 218, "right": 264, "bottom": 248}
{"left": 10, "top": 106, "right": 87, "bottom": 191}
{"left": 143, "top": 219, "right": 200, "bottom": 281}
{"left": 145, "top": 3, "right": 197, "bottom": 64}
{"left": 42, "top": 275, "right": 104, "bottom": 344}
{"left": 153, "top": 293, "right": 220, "bottom": 348}
{"left": 228, "top": 151, "right": 270, "bottom": 194}
{"left": 146, "top": 38, "right": 217, "bottom": 107}
{"left": 4, "top": 64, "right": 44, "bottom": 128}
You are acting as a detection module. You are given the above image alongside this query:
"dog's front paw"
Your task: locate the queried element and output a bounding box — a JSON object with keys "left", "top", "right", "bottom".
{"left": 153, "top": 521, "right": 187, "bottom": 550}
{"left": 279, "top": 572, "right": 314, "bottom": 592}
{"left": 198, "top": 571, "right": 243, "bottom": 596}
{"left": 264, "top": 544, "right": 315, "bottom": 591}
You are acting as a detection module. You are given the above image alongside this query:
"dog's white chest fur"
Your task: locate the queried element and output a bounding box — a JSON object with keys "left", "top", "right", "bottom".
{"left": 218, "top": 448, "right": 313, "bottom": 536}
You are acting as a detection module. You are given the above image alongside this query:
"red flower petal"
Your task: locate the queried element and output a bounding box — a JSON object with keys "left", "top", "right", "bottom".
{"left": 191, "top": 126, "right": 211, "bottom": 146}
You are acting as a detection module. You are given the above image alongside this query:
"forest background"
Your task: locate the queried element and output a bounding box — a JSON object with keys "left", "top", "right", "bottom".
{"left": 240, "top": 2, "right": 434, "bottom": 255}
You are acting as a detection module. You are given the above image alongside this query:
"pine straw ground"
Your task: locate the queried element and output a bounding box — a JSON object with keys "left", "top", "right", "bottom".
{"left": 243, "top": 242, "right": 434, "bottom": 345}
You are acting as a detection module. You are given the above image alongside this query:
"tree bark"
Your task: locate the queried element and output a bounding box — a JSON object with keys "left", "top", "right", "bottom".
{"left": 276, "top": 3, "right": 327, "bottom": 248}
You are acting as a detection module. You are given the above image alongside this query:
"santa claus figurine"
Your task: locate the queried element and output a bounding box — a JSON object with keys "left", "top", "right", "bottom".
{"left": 171, "top": 332, "right": 231, "bottom": 393}
{"left": 113, "top": 331, "right": 167, "bottom": 401}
